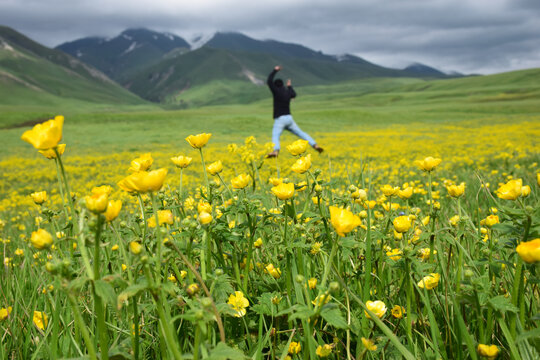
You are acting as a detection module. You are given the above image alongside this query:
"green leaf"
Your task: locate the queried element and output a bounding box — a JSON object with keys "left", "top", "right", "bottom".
{"left": 288, "top": 304, "right": 314, "bottom": 322}
{"left": 94, "top": 279, "right": 116, "bottom": 306}
{"left": 207, "top": 342, "right": 247, "bottom": 360}
{"left": 488, "top": 295, "right": 518, "bottom": 313}
{"left": 68, "top": 276, "right": 90, "bottom": 292}
{"left": 320, "top": 303, "right": 348, "bottom": 329}
{"left": 491, "top": 223, "right": 518, "bottom": 235}
{"left": 117, "top": 281, "right": 148, "bottom": 308}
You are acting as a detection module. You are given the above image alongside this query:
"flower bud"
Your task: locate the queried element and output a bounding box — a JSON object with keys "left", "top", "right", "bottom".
{"left": 329, "top": 281, "right": 340, "bottom": 293}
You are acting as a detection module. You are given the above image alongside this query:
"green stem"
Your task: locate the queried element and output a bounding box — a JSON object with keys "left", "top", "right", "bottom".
{"left": 137, "top": 194, "right": 147, "bottom": 240}
{"left": 54, "top": 148, "right": 76, "bottom": 223}
{"left": 199, "top": 148, "right": 211, "bottom": 203}
{"left": 320, "top": 234, "right": 338, "bottom": 290}
{"left": 193, "top": 325, "right": 201, "bottom": 360}
{"left": 68, "top": 293, "right": 97, "bottom": 360}
{"left": 132, "top": 297, "right": 140, "bottom": 360}
{"left": 92, "top": 215, "right": 108, "bottom": 360}
{"left": 151, "top": 193, "right": 163, "bottom": 284}
{"left": 53, "top": 157, "right": 69, "bottom": 219}
{"left": 201, "top": 230, "right": 208, "bottom": 281}
{"left": 242, "top": 214, "right": 256, "bottom": 292}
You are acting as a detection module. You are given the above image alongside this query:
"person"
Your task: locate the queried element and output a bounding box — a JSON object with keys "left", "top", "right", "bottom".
{"left": 266, "top": 66, "right": 323, "bottom": 158}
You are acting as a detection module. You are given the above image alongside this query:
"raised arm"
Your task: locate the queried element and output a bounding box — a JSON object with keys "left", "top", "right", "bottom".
{"left": 267, "top": 66, "right": 281, "bottom": 92}
{"left": 287, "top": 79, "right": 296, "bottom": 98}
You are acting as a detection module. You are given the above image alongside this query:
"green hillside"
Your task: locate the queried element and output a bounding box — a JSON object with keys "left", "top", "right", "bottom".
{"left": 0, "top": 26, "right": 146, "bottom": 115}
{"left": 125, "top": 46, "right": 412, "bottom": 106}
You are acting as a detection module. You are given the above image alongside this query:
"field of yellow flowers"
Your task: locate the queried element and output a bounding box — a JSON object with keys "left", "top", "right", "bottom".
{"left": 0, "top": 114, "right": 539, "bottom": 359}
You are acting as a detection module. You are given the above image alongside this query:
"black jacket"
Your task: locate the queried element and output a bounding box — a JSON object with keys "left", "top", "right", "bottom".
{"left": 267, "top": 69, "right": 296, "bottom": 119}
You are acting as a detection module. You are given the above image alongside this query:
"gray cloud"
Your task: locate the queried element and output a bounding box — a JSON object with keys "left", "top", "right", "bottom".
{"left": 1, "top": 0, "right": 539, "bottom": 74}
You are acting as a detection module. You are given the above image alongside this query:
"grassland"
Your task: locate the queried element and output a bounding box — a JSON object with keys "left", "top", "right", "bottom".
{"left": 2, "top": 68, "right": 539, "bottom": 156}
{"left": 0, "top": 68, "right": 539, "bottom": 359}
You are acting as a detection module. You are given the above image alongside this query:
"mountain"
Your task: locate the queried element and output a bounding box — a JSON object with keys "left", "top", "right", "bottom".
{"left": 53, "top": 29, "right": 454, "bottom": 106}
{"left": 56, "top": 28, "right": 191, "bottom": 81}
{"left": 403, "top": 63, "right": 447, "bottom": 77}
{"left": 0, "top": 25, "right": 144, "bottom": 107}
{"left": 123, "top": 32, "right": 449, "bottom": 106}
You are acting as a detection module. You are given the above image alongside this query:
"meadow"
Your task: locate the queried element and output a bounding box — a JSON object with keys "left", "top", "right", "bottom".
{"left": 0, "top": 70, "right": 539, "bottom": 359}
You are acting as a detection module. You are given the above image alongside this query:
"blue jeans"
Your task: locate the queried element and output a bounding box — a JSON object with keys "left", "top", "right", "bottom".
{"left": 272, "top": 115, "right": 316, "bottom": 150}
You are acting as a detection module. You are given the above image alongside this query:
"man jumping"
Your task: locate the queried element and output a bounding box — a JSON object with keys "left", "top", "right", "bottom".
{"left": 266, "top": 65, "right": 323, "bottom": 158}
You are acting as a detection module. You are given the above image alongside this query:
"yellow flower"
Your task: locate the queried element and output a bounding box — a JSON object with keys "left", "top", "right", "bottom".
{"left": 496, "top": 179, "right": 522, "bottom": 200}
{"left": 207, "top": 160, "right": 223, "bottom": 175}
{"left": 121, "top": 264, "right": 127, "bottom": 271}
{"left": 269, "top": 177, "right": 283, "bottom": 186}
{"left": 111, "top": 244, "right": 119, "bottom": 251}
{"left": 186, "top": 283, "right": 200, "bottom": 297}
{"left": 329, "top": 206, "right": 361, "bottom": 237}
{"left": 418, "top": 273, "right": 440, "bottom": 290}
{"left": 414, "top": 156, "right": 442, "bottom": 172}
{"left": 104, "top": 200, "right": 122, "bottom": 222}
{"left": 148, "top": 209, "right": 174, "bottom": 227}
{"left": 391, "top": 305, "right": 405, "bottom": 319}
{"left": 398, "top": 187, "right": 413, "bottom": 199}
{"left": 446, "top": 182, "right": 465, "bottom": 198}
{"left": 21, "top": 115, "right": 64, "bottom": 150}
{"left": 365, "top": 300, "right": 387, "bottom": 319}
{"left": 315, "top": 344, "right": 334, "bottom": 357}
{"left": 198, "top": 211, "right": 213, "bottom": 225}
{"left": 521, "top": 185, "right": 531, "bottom": 197}
{"left": 197, "top": 201, "right": 212, "bottom": 214}
{"left": 168, "top": 274, "right": 177, "bottom": 282}
{"left": 361, "top": 337, "right": 377, "bottom": 351}
{"left": 231, "top": 173, "right": 251, "bottom": 189}
{"left": 85, "top": 191, "right": 109, "bottom": 214}
{"left": 386, "top": 248, "right": 402, "bottom": 261}
{"left": 311, "top": 242, "right": 322, "bottom": 255}
{"left": 308, "top": 277, "right": 318, "bottom": 289}
{"left": 484, "top": 215, "right": 499, "bottom": 227}
{"left": 449, "top": 215, "right": 460, "bottom": 226}
{"left": 271, "top": 183, "right": 295, "bottom": 200}
{"left": 477, "top": 344, "right": 499, "bottom": 359}
{"left": 15, "top": 248, "right": 24, "bottom": 256}
{"left": 129, "top": 241, "right": 142, "bottom": 255}
{"left": 381, "top": 184, "right": 399, "bottom": 196}
{"left": 393, "top": 215, "right": 411, "bottom": 233}
{"left": 0, "top": 306, "right": 12, "bottom": 321}
{"left": 33, "top": 311, "right": 48, "bottom": 330}
{"left": 254, "top": 238, "right": 263, "bottom": 248}
{"left": 227, "top": 291, "right": 249, "bottom": 317}
{"left": 296, "top": 181, "right": 307, "bottom": 192}
{"left": 291, "top": 154, "right": 312, "bottom": 174}
{"left": 118, "top": 168, "right": 168, "bottom": 193}
{"left": 128, "top": 153, "right": 153, "bottom": 172}
{"left": 286, "top": 139, "right": 309, "bottom": 156}
{"left": 30, "top": 191, "right": 47, "bottom": 205}
{"left": 418, "top": 248, "right": 436, "bottom": 261}
{"left": 186, "top": 133, "right": 212, "bottom": 149}
{"left": 30, "top": 229, "right": 53, "bottom": 250}
{"left": 92, "top": 185, "right": 113, "bottom": 195}
{"left": 516, "top": 238, "right": 540, "bottom": 263}
{"left": 288, "top": 341, "right": 302, "bottom": 354}
{"left": 38, "top": 143, "right": 66, "bottom": 159}
{"left": 265, "top": 264, "right": 281, "bottom": 279}
{"left": 170, "top": 155, "right": 192, "bottom": 168}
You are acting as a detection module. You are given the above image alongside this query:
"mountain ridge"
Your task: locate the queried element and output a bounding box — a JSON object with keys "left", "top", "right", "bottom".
{"left": 0, "top": 25, "right": 144, "bottom": 106}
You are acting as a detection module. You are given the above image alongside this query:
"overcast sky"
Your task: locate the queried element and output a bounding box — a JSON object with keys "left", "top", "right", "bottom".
{"left": 1, "top": 0, "right": 539, "bottom": 74}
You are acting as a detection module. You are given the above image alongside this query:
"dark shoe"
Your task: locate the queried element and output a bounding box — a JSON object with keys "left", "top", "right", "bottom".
{"left": 267, "top": 150, "right": 279, "bottom": 158}
{"left": 313, "top": 144, "right": 324, "bottom": 153}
